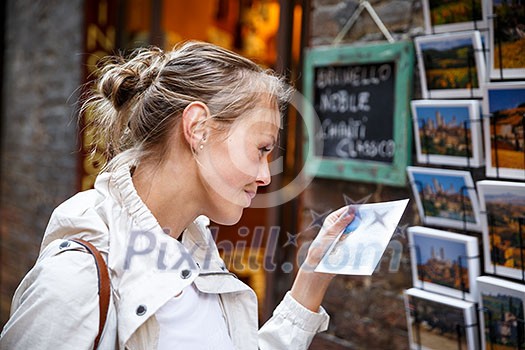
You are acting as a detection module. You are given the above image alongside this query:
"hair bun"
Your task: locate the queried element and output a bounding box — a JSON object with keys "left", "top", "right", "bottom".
{"left": 99, "top": 66, "right": 140, "bottom": 110}
{"left": 136, "top": 66, "right": 160, "bottom": 94}
{"left": 97, "top": 48, "right": 165, "bottom": 110}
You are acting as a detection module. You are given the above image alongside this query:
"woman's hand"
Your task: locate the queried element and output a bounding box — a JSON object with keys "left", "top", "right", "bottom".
{"left": 302, "top": 206, "right": 355, "bottom": 272}
{"left": 290, "top": 206, "right": 355, "bottom": 312}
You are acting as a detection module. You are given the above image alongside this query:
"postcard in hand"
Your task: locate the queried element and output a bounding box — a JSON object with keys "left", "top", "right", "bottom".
{"left": 404, "top": 288, "right": 479, "bottom": 350}
{"left": 415, "top": 31, "right": 486, "bottom": 99}
{"left": 422, "top": 0, "right": 488, "bottom": 34}
{"left": 482, "top": 82, "right": 525, "bottom": 180}
{"left": 315, "top": 199, "right": 409, "bottom": 275}
{"left": 477, "top": 180, "right": 525, "bottom": 280}
{"left": 407, "top": 166, "right": 482, "bottom": 232}
{"left": 408, "top": 226, "right": 480, "bottom": 302}
{"left": 411, "top": 99, "right": 483, "bottom": 167}
{"left": 477, "top": 276, "right": 525, "bottom": 350}
{"left": 488, "top": 0, "right": 525, "bottom": 79}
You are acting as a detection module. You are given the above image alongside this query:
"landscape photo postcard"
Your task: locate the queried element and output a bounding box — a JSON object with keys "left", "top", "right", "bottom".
{"left": 423, "top": 0, "right": 488, "bottom": 34}
{"left": 488, "top": 0, "right": 525, "bottom": 79}
{"left": 415, "top": 31, "right": 486, "bottom": 99}
{"left": 408, "top": 226, "right": 480, "bottom": 302}
{"left": 404, "top": 288, "right": 479, "bottom": 350}
{"left": 407, "top": 166, "right": 482, "bottom": 232}
{"left": 482, "top": 82, "right": 525, "bottom": 180}
{"left": 477, "top": 180, "right": 525, "bottom": 280}
{"left": 411, "top": 99, "right": 484, "bottom": 167}
{"left": 477, "top": 276, "right": 525, "bottom": 350}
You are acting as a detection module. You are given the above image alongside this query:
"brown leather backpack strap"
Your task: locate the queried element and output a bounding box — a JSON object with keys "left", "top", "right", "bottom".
{"left": 70, "top": 238, "right": 110, "bottom": 350}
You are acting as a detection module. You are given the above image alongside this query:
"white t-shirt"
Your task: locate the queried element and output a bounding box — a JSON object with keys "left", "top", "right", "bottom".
{"left": 156, "top": 283, "right": 235, "bottom": 350}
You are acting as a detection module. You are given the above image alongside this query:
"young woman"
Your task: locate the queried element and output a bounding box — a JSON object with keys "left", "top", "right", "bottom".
{"left": 1, "top": 41, "right": 354, "bottom": 349}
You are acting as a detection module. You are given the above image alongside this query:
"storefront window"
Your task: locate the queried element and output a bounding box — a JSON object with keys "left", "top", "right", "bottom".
{"left": 120, "top": 0, "right": 281, "bottom": 67}
{"left": 122, "top": 0, "right": 151, "bottom": 49}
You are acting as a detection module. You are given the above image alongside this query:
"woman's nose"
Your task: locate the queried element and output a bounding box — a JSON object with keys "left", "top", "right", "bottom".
{"left": 256, "top": 159, "right": 271, "bottom": 186}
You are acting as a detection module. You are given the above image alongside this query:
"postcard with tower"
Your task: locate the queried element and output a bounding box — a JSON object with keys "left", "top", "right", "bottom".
{"left": 407, "top": 166, "right": 482, "bottom": 232}
{"left": 408, "top": 226, "right": 480, "bottom": 302}
{"left": 411, "top": 99, "right": 483, "bottom": 167}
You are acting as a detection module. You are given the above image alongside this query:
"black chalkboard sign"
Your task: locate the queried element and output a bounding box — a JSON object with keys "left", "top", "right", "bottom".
{"left": 303, "top": 41, "right": 414, "bottom": 186}
{"left": 314, "top": 62, "right": 395, "bottom": 163}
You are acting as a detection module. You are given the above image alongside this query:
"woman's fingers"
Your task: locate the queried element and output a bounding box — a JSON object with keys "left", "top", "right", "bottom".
{"left": 320, "top": 206, "right": 355, "bottom": 237}
{"left": 323, "top": 206, "right": 349, "bottom": 225}
{"left": 304, "top": 206, "right": 356, "bottom": 268}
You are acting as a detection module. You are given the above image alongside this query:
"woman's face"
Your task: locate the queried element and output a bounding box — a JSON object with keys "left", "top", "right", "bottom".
{"left": 198, "top": 102, "right": 280, "bottom": 225}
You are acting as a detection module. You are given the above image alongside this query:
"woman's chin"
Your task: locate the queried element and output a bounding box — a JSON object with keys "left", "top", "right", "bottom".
{"left": 210, "top": 206, "right": 244, "bottom": 226}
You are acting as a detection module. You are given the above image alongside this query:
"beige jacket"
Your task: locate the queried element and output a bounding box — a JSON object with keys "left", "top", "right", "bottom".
{"left": 0, "top": 164, "right": 329, "bottom": 349}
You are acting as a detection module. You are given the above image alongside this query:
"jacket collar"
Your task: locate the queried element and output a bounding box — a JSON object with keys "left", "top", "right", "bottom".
{"left": 101, "top": 162, "right": 251, "bottom": 347}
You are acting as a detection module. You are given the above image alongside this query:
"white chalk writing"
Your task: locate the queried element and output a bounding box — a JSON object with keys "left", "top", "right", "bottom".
{"left": 319, "top": 90, "right": 370, "bottom": 114}
{"left": 316, "top": 64, "right": 392, "bottom": 89}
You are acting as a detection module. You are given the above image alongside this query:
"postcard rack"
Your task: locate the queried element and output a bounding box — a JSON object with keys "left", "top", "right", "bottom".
{"left": 485, "top": 213, "right": 525, "bottom": 282}
{"left": 487, "top": 113, "right": 525, "bottom": 180}
{"left": 409, "top": 302, "right": 478, "bottom": 350}
{"left": 417, "top": 118, "right": 483, "bottom": 169}
{"left": 479, "top": 306, "right": 525, "bottom": 350}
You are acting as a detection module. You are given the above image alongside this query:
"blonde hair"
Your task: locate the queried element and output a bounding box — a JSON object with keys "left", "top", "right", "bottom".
{"left": 83, "top": 41, "right": 292, "bottom": 171}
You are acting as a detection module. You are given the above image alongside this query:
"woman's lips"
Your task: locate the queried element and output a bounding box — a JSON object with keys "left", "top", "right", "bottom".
{"left": 244, "top": 190, "right": 256, "bottom": 206}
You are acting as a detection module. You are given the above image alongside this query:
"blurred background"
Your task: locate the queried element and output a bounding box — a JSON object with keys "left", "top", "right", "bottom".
{"left": 0, "top": 1, "right": 424, "bottom": 348}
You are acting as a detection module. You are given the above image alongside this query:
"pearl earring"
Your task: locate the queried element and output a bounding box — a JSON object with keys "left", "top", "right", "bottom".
{"left": 199, "top": 136, "right": 206, "bottom": 150}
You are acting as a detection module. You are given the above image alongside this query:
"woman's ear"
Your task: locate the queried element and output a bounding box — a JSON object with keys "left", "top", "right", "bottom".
{"left": 181, "top": 102, "right": 210, "bottom": 152}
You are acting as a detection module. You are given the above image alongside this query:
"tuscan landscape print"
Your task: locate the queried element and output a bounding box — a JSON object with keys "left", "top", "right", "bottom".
{"left": 416, "top": 105, "right": 472, "bottom": 157}
{"left": 485, "top": 84, "right": 525, "bottom": 176}
{"left": 405, "top": 290, "right": 472, "bottom": 350}
{"left": 413, "top": 234, "right": 471, "bottom": 292}
{"left": 491, "top": 0, "right": 525, "bottom": 77}
{"left": 417, "top": 32, "right": 482, "bottom": 97}
{"left": 429, "top": 0, "right": 483, "bottom": 26}
{"left": 478, "top": 181, "right": 525, "bottom": 278}
{"left": 413, "top": 101, "right": 483, "bottom": 168}
{"left": 408, "top": 167, "right": 479, "bottom": 231}
{"left": 478, "top": 276, "right": 525, "bottom": 350}
{"left": 481, "top": 292, "right": 525, "bottom": 350}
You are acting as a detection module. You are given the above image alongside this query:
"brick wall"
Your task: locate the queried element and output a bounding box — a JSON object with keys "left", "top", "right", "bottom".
{"left": 0, "top": 0, "right": 83, "bottom": 325}
{"left": 306, "top": 1, "right": 424, "bottom": 349}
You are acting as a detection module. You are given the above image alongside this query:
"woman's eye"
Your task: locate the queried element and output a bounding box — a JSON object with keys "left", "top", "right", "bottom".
{"left": 259, "top": 147, "right": 272, "bottom": 157}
